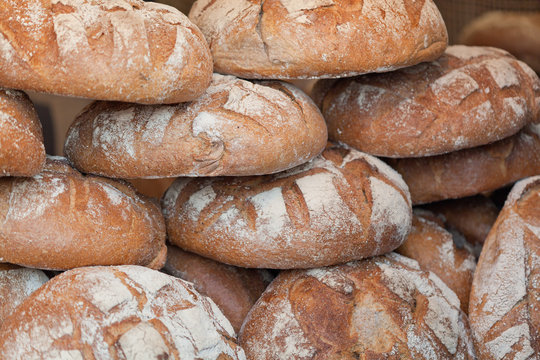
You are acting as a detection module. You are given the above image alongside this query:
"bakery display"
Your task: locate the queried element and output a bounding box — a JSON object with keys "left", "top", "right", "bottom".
{"left": 313, "top": 45, "right": 540, "bottom": 158}
{"left": 162, "top": 143, "right": 412, "bottom": 269}
{"left": 64, "top": 74, "right": 327, "bottom": 178}
{"left": 189, "top": 0, "right": 448, "bottom": 79}
{"left": 0, "top": 0, "right": 212, "bottom": 104}
{"left": 469, "top": 176, "right": 540, "bottom": 358}
{"left": 239, "top": 253, "right": 476, "bottom": 359}
{"left": 0, "top": 89, "right": 45, "bottom": 176}
{"left": 0, "top": 157, "right": 166, "bottom": 270}
{"left": 0, "top": 265, "right": 246, "bottom": 359}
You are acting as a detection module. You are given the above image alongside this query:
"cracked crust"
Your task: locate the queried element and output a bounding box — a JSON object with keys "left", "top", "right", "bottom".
{"left": 162, "top": 143, "right": 412, "bottom": 269}
{"left": 64, "top": 74, "right": 327, "bottom": 178}
{"left": 469, "top": 176, "right": 540, "bottom": 359}
{"left": 0, "top": 0, "right": 212, "bottom": 104}
{"left": 0, "top": 265, "right": 246, "bottom": 359}
{"left": 313, "top": 46, "right": 540, "bottom": 158}
{"left": 0, "top": 157, "right": 166, "bottom": 270}
{"left": 189, "top": 0, "right": 448, "bottom": 79}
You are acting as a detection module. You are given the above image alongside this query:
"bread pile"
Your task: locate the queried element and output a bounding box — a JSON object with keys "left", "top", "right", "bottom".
{"left": 0, "top": 0, "right": 538, "bottom": 359}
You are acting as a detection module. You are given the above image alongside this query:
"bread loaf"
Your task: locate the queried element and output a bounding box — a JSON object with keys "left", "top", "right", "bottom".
{"left": 0, "top": 0, "right": 212, "bottom": 104}
{"left": 239, "top": 253, "right": 476, "bottom": 359}
{"left": 163, "top": 143, "right": 412, "bottom": 269}
{"left": 189, "top": 0, "right": 448, "bottom": 79}
{"left": 313, "top": 46, "right": 540, "bottom": 157}
{"left": 469, "top": 176, "right": 540, "bottom": 359}
{"left": 65, "top": 74, "right": 327, "bottom": 178}
{"left": 386, "top": 124, "right": 540, "bottom": 204}
{"left": 163, "top": 245, "right": 272, "bottom": 333}
{"left": 0, "top": 265, "right": 246, "bottom": 359}
{"left": 0, "top": 89, "right": 45, "bottom": 177}
{"left": 0, "top": 157, "right": 166, "bottom": 270}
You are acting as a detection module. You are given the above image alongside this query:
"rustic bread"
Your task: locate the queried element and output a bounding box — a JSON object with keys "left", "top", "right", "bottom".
{"left": 163, "top": 245, "right": 272, "bottom": 333}
{"left": 0, "top": 265, "right": 246, "bottom": 359}
{"left": 469, "top": 176, "right": 540, "bottom": 359}
{"left": 0, "top": 264, "right": 48, "bottom": 327}
{"left": 459, "top": 11, "right": 540, "bottom": 74}
{"left": 396, "top": 211, "right": 476, "bottom": 313}
{"left": 65, "top": 74, "right": 327, "bottom": 178}
{"left": 0, "top": 0, "right": 212, "bottom": 104}
{"left": 386, "top": 124, "right": 540, "bottom": 204}
{"left": 0, "top": 157, "right": 166, "bottom": 270}
{"left": 0, "top": 89, "right": 45, "bottom": 177}
{"left": 157, "top": 0, "right": 196, "bottom": 14}
{"left": 313, "top": 46, "right": 540, "bottom": 157}
{"left": 239, "top": 253, "right": 476, "bottom": 359}
{"left": 163, "top": 143, "right": 412, "bottom": 269}
{"left": 189, "top": 0, "right": 447, "bottom": 79}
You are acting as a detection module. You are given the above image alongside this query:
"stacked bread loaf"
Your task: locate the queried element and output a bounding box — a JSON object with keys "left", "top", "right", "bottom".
{"left": 0, "top": 0, "right": 538, "bottom": 359}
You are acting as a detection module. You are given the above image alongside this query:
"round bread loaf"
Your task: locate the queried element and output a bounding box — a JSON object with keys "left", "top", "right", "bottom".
{"left": 0, "top": 0, "right": 212, "bottom": 104}
{"left": 0, "top": 264, "right": 48, "bottom": 327}
{"left": 0, "top": 265, "right": 246, "bottom": 359}
{"left": 0, "top": 157, "right": 166, "bottom": 270}
{"left": 65, "top": 74, "right": 327, "bottom": 178}
{"left": 0, "top": 89, "right": 45, "bottom": 177}
{"left": 189, "top": 0, "right": 448, "bottom": 79}
{"left": 163, "top": 143, "right": 412, "bottom": 269}
{"left": 163, "top": 245, "right": 272, "bottom": 333}
{"left": 396, "top": 210, "right": 476, "bottom": 313}
{"left": 313, "top": 46, "right": 540, "bottom": 157}
{"left": 386, "top": 123, "right": 540, "bottom": 205}
{"left": 239, "top": 253, "right": 476, "bottom": 359}
{"left": 459, "top": 12, "right": 540, "bottom": 73}
{"left": 469, "top": 176, "right": 540, "bottom": 359}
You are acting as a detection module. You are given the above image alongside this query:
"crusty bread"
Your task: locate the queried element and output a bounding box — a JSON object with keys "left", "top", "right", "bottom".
{"left": 0, "top": 89, "right": 45, "bottom": 177}
{"left": 0, "top": 265, "right": 48, "bottom": 327}
{"left": 156, "top": 0, "right": 196, "bottom": 14}
{"left": 396, "top": 211, "right": 476, "bottom": 313}
{"left": 0, "top": 0, "right": 212, "bottom": 104}
{"left": 386, "top": 124, "right": 540, "bottom": 205}
{"left": 163, "top": 245, "right": 272, "bottom": 333}
{"left": 0, "top": 265, "right": 246, "bottom": 359}
{"left": 163, "top": 143, "right": 412, "bottom": 269}
{"left": 313, "top": 46, "right": 540, "bottom": 157}
{"left": 459, "top": 11, "right": 540, "bottom": 74}
{"left": 65, "top": 74, "right": 327, "bottom": 178}
{"left": 189, "top": 0, "right": 447, "bottom": 79}
{"left": 239, "top": 253, "right": 476, "bottom": 359}
{"left": 0, "top": 157, "right": 166, "bottom": 270}
{"left": 469, "top": 176, "right": 540, "bottom": 359}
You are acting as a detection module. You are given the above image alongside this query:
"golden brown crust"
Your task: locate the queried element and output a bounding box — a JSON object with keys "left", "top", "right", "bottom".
{"left": 386, "top": 124, "right": 540, "bottom": 205}
{"left": 163, "top": 144, "right": 412, "bottom": 269}
{"left": 239, "top": 253, "right": 475, "bottom": 359}
{"left": 163, "top": 246, "right": 271, "bottom": 333}
{"left": 189, "top": 0, "right": 447, "bottom": 79}
{"left": 0, "top": 157, "right": 166, "bottom": 270}
{"left": 0, "top": 89, "right": 45, "bottom": 177}
{"left": 0, "top": 0, "right": 212, "bottom": 104}
{"left": 64, "top": 74, "right": 327, "bottom": 178}
{"left": 314, "top": 46, "right": 540, "bottom": 157}
{"left": 0, "top": 266, "right": 245, "bottom": 359}
{"left": 459, "top": 11, "right": 540, "bottom": 74}
{"left": 469, "top": 176, "right": 540, "bottom": 359}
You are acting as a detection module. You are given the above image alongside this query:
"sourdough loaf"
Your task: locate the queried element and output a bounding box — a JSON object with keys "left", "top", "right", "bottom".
{"left": 162, "top": 143, "right": 412, "bottom": 269}
{"left": 65, "top": 74, "right": 327, "bottom": 178}
{"left": 0, "top": 0, "right": 212, "bottom": 104}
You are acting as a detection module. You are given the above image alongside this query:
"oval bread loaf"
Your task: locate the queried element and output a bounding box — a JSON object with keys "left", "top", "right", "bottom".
{"left": 469, "top": 176, "right": 540, "bottom": 359}
{"left": 0, "top": 265, "right": 246, "bottom": 359}
{"left": 0, "top": 0, "right": 212, "bottom": 104}
{"left": 162, "top": 143, "right": 412, "bottom": 269}
{"left": 65, "top": 74, "right": 327, "bottom": 178}
{"left": 0, "top": 157, "right": 166, "bottom": 270}
{"left": 189, "top": 0, "right": 448, "bottom": 79}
